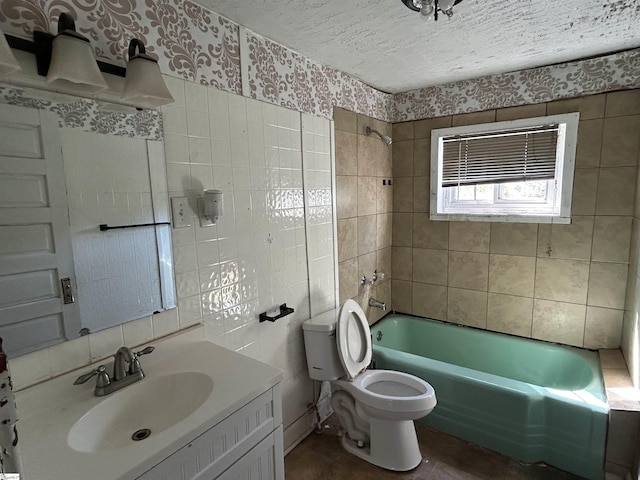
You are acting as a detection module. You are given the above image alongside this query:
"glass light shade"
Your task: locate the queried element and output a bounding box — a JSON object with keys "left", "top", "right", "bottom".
{"left": 438, "top": 0, "right": 456, "bottom": 11}
{"left": 0, "top": 30, "right": 21, "bottom": 77}
{"left": 46, "top": 33, "right": 108, "bottom": 95}
{"left": 122, "top": 56, "right": 174, "bottom": 109}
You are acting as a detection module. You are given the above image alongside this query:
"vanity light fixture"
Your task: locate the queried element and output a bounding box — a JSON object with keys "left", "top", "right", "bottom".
{"left": 45, "top": 13, "right": 108, "bottom": 95}
{"left": 198, "top": 189, "right": 224, "bottom": 227}
{"left": 401, "top": 0, "right": 463, "bottom": 20}
{"left": 2, "top": 12, "right": 174, "bottom": 109}
{"left": 122, "top": 39, "right": 174, "bottom": 109}
{"left": 0, "top": 27, "right": 21, "bottom": 77}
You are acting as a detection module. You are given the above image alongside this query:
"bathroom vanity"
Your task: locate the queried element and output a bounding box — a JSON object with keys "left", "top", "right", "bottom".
{"left": 14, "top": 326, "right": 284, "bottom": 480}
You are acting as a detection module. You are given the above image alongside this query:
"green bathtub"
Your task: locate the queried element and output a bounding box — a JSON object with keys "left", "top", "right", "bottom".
{"left": 370, "top": 314, "right": 608, "bottom": 480}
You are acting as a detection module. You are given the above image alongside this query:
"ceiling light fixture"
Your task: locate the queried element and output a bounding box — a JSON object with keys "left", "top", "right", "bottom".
{"left": 401, "top": 0, "right": 463, "bottom": 20}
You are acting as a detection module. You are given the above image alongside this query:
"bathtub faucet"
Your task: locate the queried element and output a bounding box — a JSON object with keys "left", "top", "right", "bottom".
{"left": 369, "top": 298, "right": 386, "bottom": 311}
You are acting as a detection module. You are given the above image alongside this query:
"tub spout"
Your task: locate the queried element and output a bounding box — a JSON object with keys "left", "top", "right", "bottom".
{"left": 369, "top": 298, "right": 386, "bottom": 311}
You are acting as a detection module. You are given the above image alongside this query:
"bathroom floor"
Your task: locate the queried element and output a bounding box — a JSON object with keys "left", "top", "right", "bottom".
{"left": 285, "top": 416, "right": 584, "bottom": 479}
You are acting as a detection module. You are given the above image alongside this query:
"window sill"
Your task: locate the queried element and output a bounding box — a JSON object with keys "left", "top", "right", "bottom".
{"left": 430, "top": 213, "right": 571, "bottom": 224}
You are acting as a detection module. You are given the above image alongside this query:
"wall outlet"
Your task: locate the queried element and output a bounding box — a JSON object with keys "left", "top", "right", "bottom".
{"left": 171, "top": 197, "right": 192, "bottom": 228}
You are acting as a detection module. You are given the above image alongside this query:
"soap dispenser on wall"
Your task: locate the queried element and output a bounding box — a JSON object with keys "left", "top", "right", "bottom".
{"left": 199, "top": 189, "right": 223, "bottom": 227}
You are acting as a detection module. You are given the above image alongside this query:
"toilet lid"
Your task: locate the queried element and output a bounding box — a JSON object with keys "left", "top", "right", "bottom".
{"left": 336, "top": 299, "right": 372, "bottom": 381}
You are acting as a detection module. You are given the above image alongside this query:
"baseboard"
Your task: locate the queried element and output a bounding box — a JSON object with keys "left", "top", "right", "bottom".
{"left": 283, "top": 409, "right": 316, "bottom": 455}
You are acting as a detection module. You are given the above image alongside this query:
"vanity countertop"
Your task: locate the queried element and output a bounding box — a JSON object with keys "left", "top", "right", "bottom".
{"left": 15, "top": 326, "right": 283, "bottom": 480}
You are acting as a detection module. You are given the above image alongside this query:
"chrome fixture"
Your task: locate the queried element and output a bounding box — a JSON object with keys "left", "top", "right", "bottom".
{"left": 369, "top": 298, "right": 387, "bottom": 311}
{"left": 74, "top": 346, "right": 154, "bottom": 396}
{"left": 401, "top": 0, "right": 463, "bottom": 20}
{"left": 361, "top": 269, "right": 385, "bottom": 287}
{"left": 3, "top": 12, "right": 174, "bottom": 108}
{"left": 365, "top": 126, "right": 392, "bottom": 146}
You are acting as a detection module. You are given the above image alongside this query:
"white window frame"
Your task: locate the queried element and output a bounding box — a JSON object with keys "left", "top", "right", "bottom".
{"left": 430, "top": 113, "right": 579, "bottom": 224}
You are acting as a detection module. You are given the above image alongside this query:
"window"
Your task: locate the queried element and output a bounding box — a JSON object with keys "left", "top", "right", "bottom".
{"left": 430, "top": 113, "right": 579, "bottom": 223}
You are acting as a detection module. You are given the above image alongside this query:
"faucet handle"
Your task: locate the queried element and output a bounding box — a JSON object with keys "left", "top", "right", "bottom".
{"left": 74, "top": 365, "right": 109, "bottom": 385}
{"left": 130, "top": 346, "right": 155, "bottom": 374}
{"left": 134, "top": 346, "right": 155, "bottom": 357}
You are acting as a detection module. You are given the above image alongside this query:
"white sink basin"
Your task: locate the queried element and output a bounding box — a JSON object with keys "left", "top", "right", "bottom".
{"left": 67, "top": 371, "right": 213, "bottom": 453}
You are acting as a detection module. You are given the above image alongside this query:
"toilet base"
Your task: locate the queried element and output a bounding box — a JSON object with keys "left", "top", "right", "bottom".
{"left": 340, "top": 418, "right": 423, "bottom": 471}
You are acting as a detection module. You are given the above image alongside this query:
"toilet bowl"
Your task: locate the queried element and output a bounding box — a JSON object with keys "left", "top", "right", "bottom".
{"left": 302, "top": 299, "right": 437, "bottom": 471}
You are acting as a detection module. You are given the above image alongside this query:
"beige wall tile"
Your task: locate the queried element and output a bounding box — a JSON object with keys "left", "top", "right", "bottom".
{"left": 414, "top": 248, "right": 448, "bottom": 285}
{"left": 536, "top": 216, "right": 594, "bottom": 260}
{"left": 357, "top": 134, "right": 379, "bottom": 176}
{"left": 413, "top": 283, "right": 447, "bottom": 320}
{"left": 391, "top": 247, "right": 413, "bottom": 281}
{"left": 595, "top": 166, "right": 637, "bottom": 216}
{"left": 452, "top": 110, "right": 496, "bottom": 127}
{"left": 337, "top": 218, "right": 357, "bottom": 262}
{"left": 336, "top": 175, "right": 357, "bottom": 219}
{"left": 377, "top": 247, "right": 391, "bottom": 280}
{"left": 534, "top": 258, "right": 590, "bottom": 304}
{"left": 414, "top": 117, "right": 452, "bottom": 139}
{"left": 379, "top": 145, "right": 393, "bottom": 178}
{"left": 357, "top": 214, "right": 377, "bottom": 256}
{"left": 584, "top": 306, "right": 623, "bottom": 349}
{"left": 448, "top": 288, "right": 487, "bottom": 328}
{"left": 376, "top": 213, "right": 392, "bottom": 250}
{"left": 571, "top": 168, "right": 599, "bottom": 216}
{"left": 413, "top": 176, "right": 429, "bottom": 213}
{"left": 575, "top": 119, "right": 603, "bottom": 168}
{"left": 376, "top": 180, "right": 393, "bottom": 213}
{"left": 413, "top": 213, "right": 449, "bottom": 249}
{"left": 487, "top": 293, "right": 533, "bottom": 337}
{"left": 393, "top": 177, "right": 414, "bottom": 212}
{"left": 413, "top": 139, "right": 430, "bottom": 176}
{"left": 335, "top": 130, "right": 357, "bottom": 175}
{"left": 496, "top": 104, "right": 546, "bottom": 122}
{"left": 357, "top": 176, "right": 377, "bottom": 216}
{"left": 592, "top": 216, "right": 632, "bottom": 263}
{"left": 588, "top": 262, "right": 628, "bottom": 309}
{"left": 357, "top": 114, "right": 391, "bottom": 137}
{"left": 601, "top": 115, "right": 640, "bottom": 167}
{"left": 392, "top": 279, "right": 413, "bottom": 313}
{"left": 393, "top": 122, "right": 414, "bottom": 141}
{"left": 392, "top": 212, "right": 412, "bottom": 247}
{"left": 547, "top": 94, "right": 606, "bottom": 120}
{"left": 606, "top": 90, "right": 640, "bottom": 117}
{"left": 532, "top": 299, "right": 586, "bottom": 347}
{"left": 333, "top": 107, "right": 357, "bottom": 132}
{"left": 489, "top": 254, "right": 536, "bottom": 297}
{"left": 448, "top": 251, "right": 489, "bottom": 291}
{"left": 357, "top": 251, "right": 377, "bottom": 281}
{"left": 393, "top": 141, "right": 413, "bottom": 177}
{"left": 371, "top": 282, "right": 391, "bottom": 323}
{"left": 490, "top": 223, "right": 538, "bottom": 256}
{"left": 449, "top": 222, "right": 490, "bottom": 253}
{"left": 339, "top": 258, "right": 358, "bottom": 303}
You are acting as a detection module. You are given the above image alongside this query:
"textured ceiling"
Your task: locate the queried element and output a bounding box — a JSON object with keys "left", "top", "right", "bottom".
{"left": 198, "top": 0, "right": 640, "bottom": 93}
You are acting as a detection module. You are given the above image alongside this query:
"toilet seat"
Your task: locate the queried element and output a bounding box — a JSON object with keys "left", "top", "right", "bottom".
{"left": 336, "top": 299, "right": 372, "bottom": 380}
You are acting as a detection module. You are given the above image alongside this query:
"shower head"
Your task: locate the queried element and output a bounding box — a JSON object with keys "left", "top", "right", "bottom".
{"left": 365, "top": 126, "right": 393, "bottom": 146}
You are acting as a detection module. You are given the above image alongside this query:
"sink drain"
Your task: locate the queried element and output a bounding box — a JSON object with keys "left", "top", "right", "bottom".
{"left": 131, "top": 428, "right": 151, "bottom": 441}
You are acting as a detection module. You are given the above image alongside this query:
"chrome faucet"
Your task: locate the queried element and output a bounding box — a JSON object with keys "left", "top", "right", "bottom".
{"left": 368, "top": 298, "right": 386, "bottom": 311}
{"left": 74, "top": 346, "right": 154, "bottom": 396}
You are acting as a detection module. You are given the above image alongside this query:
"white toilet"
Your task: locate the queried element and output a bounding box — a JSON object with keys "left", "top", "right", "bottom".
{"left": 302, "top": 299, "right": 436, "bottom": 471}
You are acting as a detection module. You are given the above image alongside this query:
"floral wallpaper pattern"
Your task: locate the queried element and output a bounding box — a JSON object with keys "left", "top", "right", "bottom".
{"left": 394, "top": 49, "right": 640, "bottom": 121}
{"left": 0, "top": 0, "right": 638, "bottom": 123}
{"left": 0, "top": 84, "right": 163, "bottom": 140}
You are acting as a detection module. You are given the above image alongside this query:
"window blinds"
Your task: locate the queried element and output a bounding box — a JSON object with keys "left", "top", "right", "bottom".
{"left": 441, "top": 124, "right": 559, "bottom": 187}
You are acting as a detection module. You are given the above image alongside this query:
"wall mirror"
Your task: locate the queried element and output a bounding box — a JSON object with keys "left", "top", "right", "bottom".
{"left": 0, "top": 81, "right": 175, "bottom": 358}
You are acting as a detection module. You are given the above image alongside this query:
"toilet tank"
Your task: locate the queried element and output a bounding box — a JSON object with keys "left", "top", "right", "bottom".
{"left": 302, "top": 309, "right": 344, "bottom": 381}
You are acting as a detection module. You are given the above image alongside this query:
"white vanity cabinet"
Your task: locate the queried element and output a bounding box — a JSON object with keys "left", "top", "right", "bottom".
{"left": 136, "top": 385, "right": 284, "bottom": 480}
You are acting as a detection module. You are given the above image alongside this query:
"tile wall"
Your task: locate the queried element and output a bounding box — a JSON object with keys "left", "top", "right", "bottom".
{"left": 391, "top": 89, "right": 640, "bottom": 349}
{"left": 161, "top": 77, "right": 335, "bottom": 448}
{"left": 624, "top": 88, "right": 640, "bottom": 387}
{"left": 334, "top": 107, "right": 393, "bottom": 324}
